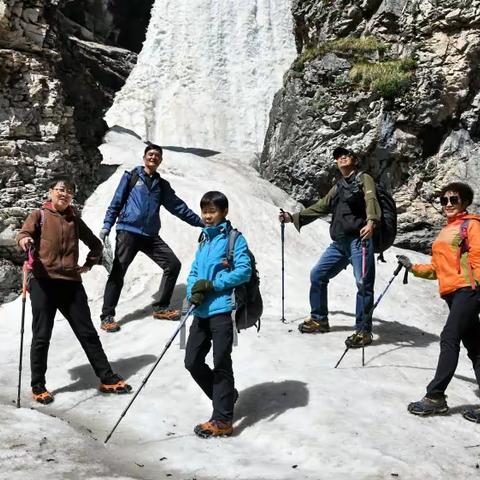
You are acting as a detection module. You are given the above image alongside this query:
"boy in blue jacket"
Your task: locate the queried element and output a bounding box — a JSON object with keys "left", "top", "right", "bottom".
{"left": 99, "top": 144, "right": 203, "bottom": 332}
{"left": 185, "top": 191, "right": 252, "bottom": 438}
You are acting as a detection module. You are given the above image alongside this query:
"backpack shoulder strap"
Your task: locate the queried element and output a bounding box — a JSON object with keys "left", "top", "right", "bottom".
{"left": 460, "top": 219, "right": 470, "bottom": 253}
{"left": 119, "top": 168, "right": 140, "bottom": 209}
{"left": 458, "top": 218, "right": 477, "bottom": 288}
{"left": 226, "top": 228, "right": 240, "bottom": 266}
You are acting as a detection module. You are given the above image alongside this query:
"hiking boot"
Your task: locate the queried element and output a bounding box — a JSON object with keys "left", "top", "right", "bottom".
{"left": 100, "top": 315, "right": 120, "bottom": 333}
{"left": 462, "top": 407, "right": 480, "bottom": 423}
{"left": 345, "top": 331, "right": 373, "bottom": 348}
{"left": 407, "top": 395, "right": 449, "bottom": 416}
{"left": 32, "top": 385, "right": 54, "bottom": 405}
{"left": 298, "top": 318, "right": 330, "bottom": 334}
{"left": 194, "top": 419, "right": 233, "bottom": 438}
{"left": 152, "top": 307, "right": 181, "bottom": 321}
{"left": 99, "top": 374, "right": 132, "bottom": 394}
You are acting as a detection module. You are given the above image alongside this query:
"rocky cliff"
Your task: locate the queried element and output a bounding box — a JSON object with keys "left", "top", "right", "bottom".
{"left": 0, "top": 0, "right": 152, "bottom": 302}
{"left": 260, "top": 0, "right": 480, "bottom": 252}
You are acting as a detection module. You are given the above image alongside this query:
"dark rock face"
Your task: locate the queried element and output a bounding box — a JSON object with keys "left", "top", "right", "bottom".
{"left": 0, "top": 0, "right": 153, "bottom": 303}
{"left": 261, "top": 0, "right": 480, "bottom": 253}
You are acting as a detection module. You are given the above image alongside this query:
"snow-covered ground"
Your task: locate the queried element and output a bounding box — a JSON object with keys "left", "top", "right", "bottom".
{"left": 1, "top": 131, "right": 480, "bottom": 480}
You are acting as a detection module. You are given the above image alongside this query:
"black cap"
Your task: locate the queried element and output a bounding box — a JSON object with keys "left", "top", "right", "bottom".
{"left": 333, "top": 146, "right": 352, "bottom": 159}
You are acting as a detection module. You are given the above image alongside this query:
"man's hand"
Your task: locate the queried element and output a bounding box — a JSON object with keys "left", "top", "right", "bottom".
{"left": 360, "top": 221, "right": 375, "bottom": 240}
{"left": 279, "top": 210, "right": 293, "bottom": 223}
{"left": 99, "top": 228, "right": 110, "bottom": 242}
{"left": 19, "top": 237, "right": 33, "bottom": 252}
{"left": 396, "top": 255, "right": 413, "bottom": 271}
{"left": 76, "top": 266, "right": 91, "bottom": 275}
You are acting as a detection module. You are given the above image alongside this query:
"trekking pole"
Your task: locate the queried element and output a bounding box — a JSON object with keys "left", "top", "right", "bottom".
{"left": 280, "top": 209, "right": 286, "bottom": 323}
{"left": 17, "top": 247, "right": 33, "bottom": 408}
{"left": 334, "top": 261, "right": 404, "bottom": 368}
{"left": 104, "top": 304, "right": 196, "bottom": 444}
{"left": 361, "top": 242, "right": 367, "bottom": 367}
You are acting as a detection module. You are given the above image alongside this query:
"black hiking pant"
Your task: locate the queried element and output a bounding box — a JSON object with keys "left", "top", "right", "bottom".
{"left": 29, "top": 278, "right": 114, "bottom": 388}
{"left": 101, "top": 230, "right": 181, "bottom": 319}
{"left": 427, "top": 287, "right": 480, "bottom": 398}
{"left": 184, "top": 313, "right": 235, "bottom": 422}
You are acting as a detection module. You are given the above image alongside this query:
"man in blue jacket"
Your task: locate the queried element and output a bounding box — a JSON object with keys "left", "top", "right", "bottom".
{"left": 99, "top": 144, "right": 203, "bottom": 332}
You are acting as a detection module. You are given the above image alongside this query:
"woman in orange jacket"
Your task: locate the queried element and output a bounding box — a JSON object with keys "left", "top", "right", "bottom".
{"left": 397, "top": 182, "right": 480, "bottom": 422}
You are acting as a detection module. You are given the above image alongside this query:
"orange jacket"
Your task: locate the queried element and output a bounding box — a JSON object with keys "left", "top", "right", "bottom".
{"left": 412, "top": 213, "right": 480, "bottom": 297}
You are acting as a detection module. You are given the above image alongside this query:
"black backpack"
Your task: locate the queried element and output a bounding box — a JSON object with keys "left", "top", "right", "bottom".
{"left": 335, "top": 171, "right": 397, "bottom": 260}
{"left": 224, "top": 228, "right": 263, "bottom": 332}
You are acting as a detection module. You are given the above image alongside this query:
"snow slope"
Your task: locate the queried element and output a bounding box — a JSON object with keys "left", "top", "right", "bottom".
{"left": 1, "top": 130, "right": 480, "bottom": 480}
{"left": 105, "top": 0, "right": 296, "bottom": 152}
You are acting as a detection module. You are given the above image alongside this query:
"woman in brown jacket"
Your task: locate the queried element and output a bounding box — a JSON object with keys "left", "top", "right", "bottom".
{"left": 17, "top": 177, "right": 132, "bottom": 404}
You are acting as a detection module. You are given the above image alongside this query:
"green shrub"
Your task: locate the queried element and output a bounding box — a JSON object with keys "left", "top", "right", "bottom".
{"left": 349, "top": 58, "right": 416, "bottom": 98}
{"left": 292, "top": 36, "right": 388, "bottom": 72}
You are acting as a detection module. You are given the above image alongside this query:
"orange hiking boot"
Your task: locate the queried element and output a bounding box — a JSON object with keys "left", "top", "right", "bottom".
{"left": 100, "top": 315, "right": 120, "bottom": 333}
{"left": 152, "top": 307, "right": 181, "bottom": 320}
{"left": 194, "top": 419, "right": 233, "bottom": 438}
{"left": 32, "top": 386, "right": 54, "bottom": 405}
{"left": 99, "top": 375, "right": 132, "bottom": 394}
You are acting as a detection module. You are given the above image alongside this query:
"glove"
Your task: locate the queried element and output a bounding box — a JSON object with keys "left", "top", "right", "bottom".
{"left": 189, "top": 280, "right": 214, "bottom": 306}
{"left": 396, "top": 255, "right": 412, "bottom": 271}
{"left": 99, "top": 228, "right": 110, "bottom": 242}
{"left": 191, "top": 279, "right": 214, "bottom": 295}
{"left": 190, "top": 292, "right": 205, "bottom": 306}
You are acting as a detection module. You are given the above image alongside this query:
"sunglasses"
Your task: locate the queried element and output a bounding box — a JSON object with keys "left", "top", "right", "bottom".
{"left": 440, "top": 195, "right": 459, "bottom": 206}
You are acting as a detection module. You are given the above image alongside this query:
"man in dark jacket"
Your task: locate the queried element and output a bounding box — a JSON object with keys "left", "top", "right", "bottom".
{"left": 99, "top": 144, "right": 203, "bottom": 332}
{"left": 279, "top": 147, "right": 381, "bottom": 347}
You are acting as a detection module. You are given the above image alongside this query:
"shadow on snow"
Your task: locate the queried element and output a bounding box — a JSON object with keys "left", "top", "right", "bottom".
{"left": 233, "top": 380, "right": 309, "bottom": 435}
{"left": 52, "top": 354, "right": 157, "bottom": 395}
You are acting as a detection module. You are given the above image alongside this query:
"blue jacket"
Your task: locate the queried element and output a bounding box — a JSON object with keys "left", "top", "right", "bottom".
{"left": 187, "top": 221, "right": 252, "bottom": 318}
{"left": 103, "top": 166, "right": 203, "bottom": 237}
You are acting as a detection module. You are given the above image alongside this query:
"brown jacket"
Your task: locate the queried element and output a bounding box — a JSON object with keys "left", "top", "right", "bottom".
{"left": 17, "top": 202, "right": 103, "bottom": 282}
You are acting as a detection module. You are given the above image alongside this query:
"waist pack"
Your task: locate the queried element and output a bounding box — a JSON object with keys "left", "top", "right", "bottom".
{"left": 224, "top": 228, "right": 263, "bottom": 332}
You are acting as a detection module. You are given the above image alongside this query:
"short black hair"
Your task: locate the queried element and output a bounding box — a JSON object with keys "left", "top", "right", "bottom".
{"left": 439, "top": 182, "right": 474, "bottom": 206}
{"left": 144, "top": 144, "right": 163, "bottom": 156}
{"left": 200, "top": 191, "right": 229, "bottom": 211}
{"left": 48, "top": 176, "right": 76, "bottom": 193}
{"left": 333, "top": 146, "right": 355, "bottom": 159}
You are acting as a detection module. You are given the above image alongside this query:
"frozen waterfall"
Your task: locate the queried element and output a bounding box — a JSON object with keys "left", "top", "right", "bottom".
{"left": 105, "top": 0, "right": 296, "bottom": 153}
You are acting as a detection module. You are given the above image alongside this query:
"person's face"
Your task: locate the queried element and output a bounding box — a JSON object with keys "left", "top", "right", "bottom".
{"left": 201, "top": 205, "right": 228, "bottom": 227}
{"left": 440, "top": 190, "right": 469, "bottom": 219}
{"left": 48, "top": 182, "right": 74, "bottom": 212}
{"left": 336, "top": 154, "right": 356, "bottom": 170}
{"left": 143, "top": 148, "right": 162, "bottom": 171}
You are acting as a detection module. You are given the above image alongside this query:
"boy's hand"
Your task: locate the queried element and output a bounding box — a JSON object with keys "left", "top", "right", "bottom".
{"left": 190, "top": 292, "right": 205, "bottom": 306}
{"left": 191, "top": 279, "right": 214, "bottom": 294}
{"left": 190, "top": 280, "right": 214, "bottom": 306}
